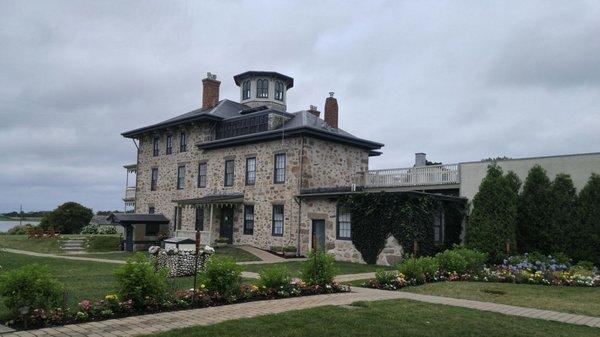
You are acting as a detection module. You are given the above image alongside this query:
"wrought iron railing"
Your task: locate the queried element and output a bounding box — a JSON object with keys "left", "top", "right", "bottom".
{"left": 362, "top": 164, "right": 459, "bottom": 188}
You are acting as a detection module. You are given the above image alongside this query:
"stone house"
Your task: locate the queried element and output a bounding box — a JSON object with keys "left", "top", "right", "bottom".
{"left": 119, "top": 71, "right": 402, "bottom": 263}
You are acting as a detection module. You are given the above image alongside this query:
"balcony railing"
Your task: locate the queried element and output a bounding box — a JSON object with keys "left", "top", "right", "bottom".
{"left": 123, "top": 186, "right": 136, "bottom": 201}
{"left": 362, "top": 164, "right": 459, "bottom": 188}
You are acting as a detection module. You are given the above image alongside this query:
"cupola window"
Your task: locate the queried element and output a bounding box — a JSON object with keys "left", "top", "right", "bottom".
{"left": 242, "top": 80, "right": 251, "bottom": 100}
{"left": 275, "top": 81, "right": 284, "bottom": 101}
{"left": 256, "top": 79, "right": 269, "bottom": 98}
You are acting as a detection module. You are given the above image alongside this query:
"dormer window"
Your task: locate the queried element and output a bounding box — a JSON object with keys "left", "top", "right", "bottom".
{"left": 242, "top": 80, "right": 251, "bottom": 100}
{"left": 256, "top": 79, "right": 268, "bottom": 98}
{"left": 275, "top": 81, "right": 284, "bottom": 101}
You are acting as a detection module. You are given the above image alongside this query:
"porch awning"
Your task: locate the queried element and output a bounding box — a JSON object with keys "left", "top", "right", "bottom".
{"left": 172, "top": 193, "right": 244, "bottom": 207}
{"left": 108, "top": 213, "right": 170, "bottom": 225}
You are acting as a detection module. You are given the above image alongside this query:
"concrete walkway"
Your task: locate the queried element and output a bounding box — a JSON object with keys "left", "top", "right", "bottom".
{"left": 1, "top": 248, "right": 125, "bottom": 264}
{"left": 2, "top": 287, "right": 599, "bottom": 336}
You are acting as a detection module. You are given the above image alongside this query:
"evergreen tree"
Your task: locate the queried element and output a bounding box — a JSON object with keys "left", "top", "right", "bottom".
{"left": 516, "top": 165, "right": 552, "bottom": 253}
{"left": 505, "top": 171, "right": 522, "bottom": 195}
{"left": 549, "top": 174, "right": 577, "bottom": 254}
{"left": 466, "top": 164, "right": 518, "bottom": 262}
{"left": 572, "top": 174, "right": 600, "bottom": 265}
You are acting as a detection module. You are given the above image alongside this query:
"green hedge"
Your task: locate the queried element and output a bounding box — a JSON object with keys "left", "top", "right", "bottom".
{"left": 340, "top": 192, "right": 466, "bottom": 264}
{"left": 85, "top": 235, "right": 122, "bottom": 252}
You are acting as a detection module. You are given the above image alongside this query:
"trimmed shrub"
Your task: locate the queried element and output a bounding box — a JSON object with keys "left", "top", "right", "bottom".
{"left": 6, "top": 224, "right": 37, "bottom": 235}
{"left": 300, "top": 251, "right": 337, "bottom": 286}
{"left": 517, "top": 165, "right": 553, "bottom": 254}
{"left": 85, "top": 235, "right": 122, "bottom": 252}
{"left": 572, "top": 174, "right": 600, "bottom": 265}
{"left": 453, "top": 246, "right": 487, "bottom": 272}
{"left": 397, "top": 256, "right": 438, "bottom": 284}
{"left": 114, "top": 253, "right": 169, "bottom": 309}
{"left": 258, "top": 266, "right": 292, "bottom": 289}
{"left": 466, "top": 164, "right": 518, "bottom": 262}
{"left": 81, "top": 224, "right": 118, "bottom": 235}
{"left": 0, "top": 264, "right": 64, "bottom": 317}
{"left": 435, "top": 249, "right": 467, "bottom": 274}
{"left": 197, "top": 256, "right": 243, "bottom": 298}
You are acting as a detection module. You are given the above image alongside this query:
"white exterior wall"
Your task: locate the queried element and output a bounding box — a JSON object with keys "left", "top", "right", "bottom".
{"left": 459, "top": 152, "right": 600, "bottom": 201}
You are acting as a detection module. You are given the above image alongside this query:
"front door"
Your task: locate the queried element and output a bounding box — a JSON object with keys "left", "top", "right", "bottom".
{"left": 219, "top": 206, "right": 234, "bottom": 244}
{"left": 125, "top": 225, "right": 133, "bottom": 251}
{"left": 312, "top": 219, "right": 326, "bottom": 251}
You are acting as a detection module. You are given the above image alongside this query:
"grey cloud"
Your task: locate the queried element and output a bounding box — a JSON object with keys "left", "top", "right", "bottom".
{"left": 1, "top": 0, "right": 599, "bottom": 212}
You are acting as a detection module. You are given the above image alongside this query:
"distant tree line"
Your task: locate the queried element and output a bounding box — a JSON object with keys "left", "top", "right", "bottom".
{"left": 2, "top": 211, "right": 50, "bottom": 218}
{"left": 466, "top": 164, "right": 600, "bottom": 265}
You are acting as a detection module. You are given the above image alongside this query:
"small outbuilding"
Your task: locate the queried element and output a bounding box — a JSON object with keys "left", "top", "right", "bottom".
{"left": 108, "top": 213, "right": 170, "bottom": 251}
{"left": 164, "top": 237, "right": 196, "bottom": 251}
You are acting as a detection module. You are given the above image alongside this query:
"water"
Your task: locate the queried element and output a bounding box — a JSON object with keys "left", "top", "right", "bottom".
{"left": 0, "top": 220, "right": 41, "bottom": 232}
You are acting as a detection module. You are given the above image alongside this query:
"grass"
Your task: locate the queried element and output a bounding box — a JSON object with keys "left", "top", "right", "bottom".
{"left": 403, "top": 281, "right": 600, "bottom": 317}
{"left": 146, "top": 299, "right": 600, "bottom": 337}
{"left": 0, "top": 235, "right": 63, "bottom": 253}
{"left": 213, "top": 246, "right": 261, "bottom": 262}
{"left": 79, "top": 251, "right": 135, "bottom": 260}
{"left": 242, "top": 261, "right": 395, "bottom": 276}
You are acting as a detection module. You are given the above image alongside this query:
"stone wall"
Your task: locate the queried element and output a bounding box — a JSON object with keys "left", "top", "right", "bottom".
{"left": 152, "top": 249, "right": 212, "bottom": 277}
{"left": 134, "top": 121, "right": 371, "bottom": 255}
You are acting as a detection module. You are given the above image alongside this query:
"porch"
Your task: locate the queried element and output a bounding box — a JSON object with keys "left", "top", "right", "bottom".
{"left": 172, "top": 193, "right": 244, "bottom": 246}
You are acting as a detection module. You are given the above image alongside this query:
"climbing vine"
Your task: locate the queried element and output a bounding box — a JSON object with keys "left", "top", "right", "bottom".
{"left": 340, "top": 192, "right": 466, "bottom": 264}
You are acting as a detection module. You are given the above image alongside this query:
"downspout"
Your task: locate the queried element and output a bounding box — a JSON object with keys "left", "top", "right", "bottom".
{"left": 296, "top": 136, "right": 305, "bottom": 255}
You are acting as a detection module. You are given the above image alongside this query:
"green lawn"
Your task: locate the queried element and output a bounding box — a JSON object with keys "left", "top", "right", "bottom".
{"left": 242, "top": 261, "right": 394, "bottom": 276}
{"left": 403, "top": 281, "right": 600, "bottom": 317}
{"left": 0, "top": 235, "right": 63, "bottom": 253}
{"left": 78, "top": 251, "right": 135, "bottom": 260}
{"left": 214, "top": 246, "right": 261, "bottom": 262}
{"left": 146, "top": 299, "right": 600, "bottom": 337}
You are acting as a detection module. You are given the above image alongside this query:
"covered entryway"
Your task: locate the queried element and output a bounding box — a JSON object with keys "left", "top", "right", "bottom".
{"left": 108, "top": 213, "right": 170, "bottom": 251}
{"left": 173, "top": 194, "right": 244, "bottom": 246}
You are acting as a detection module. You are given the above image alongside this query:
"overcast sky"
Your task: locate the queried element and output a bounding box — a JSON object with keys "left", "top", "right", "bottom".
{"left": 1, "top": 1, "right": 599, "bottom": 212}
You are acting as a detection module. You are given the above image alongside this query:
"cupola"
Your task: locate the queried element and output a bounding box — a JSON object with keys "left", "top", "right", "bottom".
{"left": 233, "top": 71, "right": 294, "bottom": 111}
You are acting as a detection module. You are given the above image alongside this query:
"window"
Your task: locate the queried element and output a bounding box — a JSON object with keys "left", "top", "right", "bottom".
{"left": 272, "top": 205, "right": 284, "bottom": 236}
{"left": 274, "top": 153, "right": 286, "bottom": 183}
{"left": 166, "top": 134, "right": 173, "bottom": 155}
{"left": 177, "top": 165, "right": 185, "bottom": 190}
{"left": 148, "top": 206, "right": 155, "bottom": 214}
{"left": 150, "top": 168, "right": 158, "bottom": 191}
{"left": 145, "top": 223, "right": 160, "bottom": 236}
{"left": 242, "top": 80, "right": 251, "bottom": 99}
{"left": 244, "top": 205, "right": 254, "bottom": 235}
{"left": 433, "top": 209, "right": 445, "bottom": 244}
{"left": 337, "top": 205, "right": 352, "bottom": 240}
{"left": 153, "top": 137, "right": 159, "bottom": 156}
{"left": 197, "top": 162, "right": 207, "bottom": 188}
{"left": 173, "top": 206, "right": 182, "bottom": 230}
{"left": 224, "top": 160, "right": 234, "bottom": 186}
{"left": 245, "top": 157, "right": 256, "bottom": 185}
{"left": 180, "top": 131, "right": 187, "bottom": 152}
{"left": 195, "top": 208, "right": 204, "bottom": 231}
{"left": 256, "top": 79, "right": 268, "bottom": 98}
{"left": 275, "top": 81, "right": 284, "bottom": 101}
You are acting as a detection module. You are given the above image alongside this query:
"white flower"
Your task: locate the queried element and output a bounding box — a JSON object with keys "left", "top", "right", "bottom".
{"left": 204, "top": 245, "right": 215, "bottom": 254}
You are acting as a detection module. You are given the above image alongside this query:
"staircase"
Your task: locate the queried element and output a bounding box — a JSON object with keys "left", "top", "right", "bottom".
{"left": 60, "top": 237, "right": 86, "bottom": 254}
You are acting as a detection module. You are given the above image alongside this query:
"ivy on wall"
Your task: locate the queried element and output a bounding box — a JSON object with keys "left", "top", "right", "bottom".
{"left": 340, "top": 192, "right": 466, "bottom": 264}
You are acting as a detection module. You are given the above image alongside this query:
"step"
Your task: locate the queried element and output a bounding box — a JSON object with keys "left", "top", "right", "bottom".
{"left": 62, "top": 243, "right": 84, "bottom": 247}
{"left": 62, "top": 247, "right": 85, "bottom": 251}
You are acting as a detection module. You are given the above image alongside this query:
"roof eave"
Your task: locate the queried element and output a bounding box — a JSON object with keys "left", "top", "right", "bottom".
{"left": 121, "top": 114, "right": 223, "bottom": 138}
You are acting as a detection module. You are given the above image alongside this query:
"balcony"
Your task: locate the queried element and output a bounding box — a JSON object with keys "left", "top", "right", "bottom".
{"left": 123, "top": 186, "right": 136, "bottom": 201}
{"left": 362, "top": 164, "right": 459, "bottom": 188}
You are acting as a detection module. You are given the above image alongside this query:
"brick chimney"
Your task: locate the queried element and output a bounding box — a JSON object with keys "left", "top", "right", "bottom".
{"left": 202, "top": 72, "right": 220, "bottom": 109}
{"left": 307, "top": 105, "right": 320, "bottom": 118}
{"left": 324, "top": 92, "right": 338, "bottom": 128}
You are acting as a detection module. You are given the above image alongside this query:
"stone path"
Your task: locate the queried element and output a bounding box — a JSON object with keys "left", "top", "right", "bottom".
{"left": 236, "top": 245, "right": 308, "bottom": 265}
{"left": 1, "top": 248, "right": 125, "bottom": 264}
{"left": 2, "top": 287, "right": 599, "bottom": 336}
{"left": 60, "top": 238, "right": 86, "bottom": 255}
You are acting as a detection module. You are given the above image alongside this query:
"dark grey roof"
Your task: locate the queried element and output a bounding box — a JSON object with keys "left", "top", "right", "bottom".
{"left": 198, "top": 110, "right": 384, "bottom": 151}
{"left": 173, "top": 193, "right": 245, "bottom": 205}
{"left": 108, "top": 213, "right": 170, "bottom": 224}
{"left": 233, "top": 71, "right": 294, "bottom": 88}
{"left": 90, "top": 215, "right": 111, "bottom": 225}
{"left": 122, "top": 100, "right": 248, "bottom": 138}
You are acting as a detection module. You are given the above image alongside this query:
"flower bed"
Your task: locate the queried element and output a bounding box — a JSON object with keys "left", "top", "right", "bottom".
{"left": 8, "top": 280, "right": 350, "bottom": 329}
{"left": 363, "top": 252, "right": 600, "bottom": 291}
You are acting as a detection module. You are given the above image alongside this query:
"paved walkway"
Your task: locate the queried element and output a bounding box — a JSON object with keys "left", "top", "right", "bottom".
{"left": 2, "top": 287, "right": 599, "bottom": 336}
{"left": 1, "top": 248, "right": 125, "bottom": 264}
